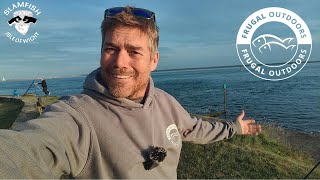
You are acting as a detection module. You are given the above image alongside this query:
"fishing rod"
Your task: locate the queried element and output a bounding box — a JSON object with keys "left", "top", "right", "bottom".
{"left": 33, "top": 83, "right": 43, "bottom": 92}
{"left": 304, "top": 159, "right": 320, "bottom": 179}
{"left": 23, "top": 73, "right": 39, "bottom": 95}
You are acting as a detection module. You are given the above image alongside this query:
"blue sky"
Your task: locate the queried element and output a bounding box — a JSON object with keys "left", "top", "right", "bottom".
{"left": 0, "top": 0, "right": 319, "bottom": 79}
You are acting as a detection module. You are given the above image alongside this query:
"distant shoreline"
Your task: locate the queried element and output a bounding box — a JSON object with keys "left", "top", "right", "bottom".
{"left": 154, "top": 60, "right": 320, "bottom": 73}
{"left": 3, "top": 60, "right": 320, "bottom": 81}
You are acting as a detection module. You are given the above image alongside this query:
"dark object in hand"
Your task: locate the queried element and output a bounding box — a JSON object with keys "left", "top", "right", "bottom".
{"left": 143, "top": 146, "right": 167, "bottom": 170}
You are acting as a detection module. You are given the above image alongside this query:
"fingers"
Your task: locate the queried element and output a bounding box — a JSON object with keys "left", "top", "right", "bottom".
{"left": 246, "top": 124, "right": 262, "bottom": 135}
{"left": 257, "top": 124, "right": 262, "bottom": 134}
{"left": 237, "top": 110, "right": 245, "bottom": 120}
{"left": 246, "top": 119, "right": 255, "bottom": 124}
{"left": 236, "top": 110, "right": 262, "bottom": 136}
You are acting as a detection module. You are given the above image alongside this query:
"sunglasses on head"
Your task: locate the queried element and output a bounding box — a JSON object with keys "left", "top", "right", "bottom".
{"left": 104, "top": 7, "right": 156, "bottom": 22}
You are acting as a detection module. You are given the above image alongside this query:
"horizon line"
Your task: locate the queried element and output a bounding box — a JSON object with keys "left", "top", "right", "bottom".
{"left": 154, "top": 60, "right": 320, "bottom": 73}
{"left": 3, "top": 60, "right": 320, "bottom": 81}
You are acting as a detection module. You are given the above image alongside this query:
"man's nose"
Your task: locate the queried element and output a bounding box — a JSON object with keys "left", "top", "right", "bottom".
{"left": 113, "top": 50, "right": 130, "bottom": 68}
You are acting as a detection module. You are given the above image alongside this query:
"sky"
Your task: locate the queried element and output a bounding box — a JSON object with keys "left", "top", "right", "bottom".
{"left": 0, "top": 0, "right": 319, "bottom": 79}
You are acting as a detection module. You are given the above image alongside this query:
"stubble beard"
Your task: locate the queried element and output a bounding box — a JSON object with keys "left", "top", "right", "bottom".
{"left": 101, "top": 68, "right": 150, "bottom": 99}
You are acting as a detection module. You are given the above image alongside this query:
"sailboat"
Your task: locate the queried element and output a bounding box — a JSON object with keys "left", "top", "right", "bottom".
{"left": 2, "top": 77, "right": 6, "bottom": 82}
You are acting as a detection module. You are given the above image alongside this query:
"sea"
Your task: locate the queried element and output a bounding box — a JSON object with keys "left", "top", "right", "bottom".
{"left": 1, "top": 63, "right": 319, "bottom": 133}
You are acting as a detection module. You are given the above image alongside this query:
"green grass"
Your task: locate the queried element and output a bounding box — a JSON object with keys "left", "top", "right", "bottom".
{"left": 177, "top": 132, "right": 320, "bottom": 179}
{"left": 35, "top": 96, "right": 59, "bottom": 107}
{"left": 22, "top": 94, "right": 59, "bottom": 106}
{"left": 42, "top": 96, "right": 59, "bottom": 106}
{"left": 0, "top": 98, "right": 24, "bottom": 129}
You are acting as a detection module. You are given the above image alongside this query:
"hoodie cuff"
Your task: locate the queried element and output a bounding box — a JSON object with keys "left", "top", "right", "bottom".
{"left": 233, "top": 119, "right": 243, "bottom": 135}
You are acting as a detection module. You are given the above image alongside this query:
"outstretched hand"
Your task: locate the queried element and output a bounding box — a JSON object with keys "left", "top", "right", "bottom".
{"left": 236, "top": 110, "right": 262, "bottom": 135}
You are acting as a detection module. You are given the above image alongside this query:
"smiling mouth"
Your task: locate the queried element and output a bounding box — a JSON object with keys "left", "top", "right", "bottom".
{"left": 112, "top": 74, "right": 132, "bottom": 79}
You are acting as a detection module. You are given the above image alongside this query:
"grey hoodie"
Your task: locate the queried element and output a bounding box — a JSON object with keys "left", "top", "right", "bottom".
{"left": 0, "top": 68, "right": 242, "bottom": 179}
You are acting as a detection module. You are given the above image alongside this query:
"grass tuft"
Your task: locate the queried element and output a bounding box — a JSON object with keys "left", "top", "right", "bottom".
{"left": 178, "top": 131, "right": 320, "bottom": 179}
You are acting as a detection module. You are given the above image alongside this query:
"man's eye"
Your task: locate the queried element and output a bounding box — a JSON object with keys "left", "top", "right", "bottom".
{"left": 105, "top": 48, "right": 116, "bottom": 54}
{"left": 130, "top": 51, "right": 141, "bottom": 56}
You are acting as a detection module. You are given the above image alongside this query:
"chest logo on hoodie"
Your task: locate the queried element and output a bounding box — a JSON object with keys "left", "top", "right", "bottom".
{"left": 166, "top": 124, "right": 180, "bottom": 147}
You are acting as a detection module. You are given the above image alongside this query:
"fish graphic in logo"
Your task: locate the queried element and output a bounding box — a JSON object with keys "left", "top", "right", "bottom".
{"left": 252, "top": 34, "right": 296, "bottom": 53}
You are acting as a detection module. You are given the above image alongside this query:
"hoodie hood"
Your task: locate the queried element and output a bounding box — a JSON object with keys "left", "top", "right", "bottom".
{"left": 82, "top": 68, "right": 154, "bottom": 109}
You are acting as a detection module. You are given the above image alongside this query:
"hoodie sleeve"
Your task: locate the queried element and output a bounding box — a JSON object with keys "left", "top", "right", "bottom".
{"left": 168, "top": 95, "right": 242, "bottom": 144}
{"left": 0, "top": 96, "right": 91, "bottom": 178}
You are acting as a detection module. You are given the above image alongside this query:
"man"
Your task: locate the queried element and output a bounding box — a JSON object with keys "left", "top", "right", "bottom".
{"left": 38, "top": 79, "right": 50, "bottom": 95}
{"left": 0, "top": 6, "right": 261, "bottom": 178}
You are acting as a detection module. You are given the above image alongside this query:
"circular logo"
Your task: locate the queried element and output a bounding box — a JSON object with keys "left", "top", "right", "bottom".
{"left": 166, "top": 124, "right": 181, "bottom": 147}
{"left": 3, "top": 2, "right": 41, "bottom": 44}
{"left": 236, "top": 7, "right": 312, "bottom": 81}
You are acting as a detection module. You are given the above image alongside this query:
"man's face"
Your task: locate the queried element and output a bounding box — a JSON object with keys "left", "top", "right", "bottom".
{"left": 100, "top": 26, "right": 159, "bottom": 99}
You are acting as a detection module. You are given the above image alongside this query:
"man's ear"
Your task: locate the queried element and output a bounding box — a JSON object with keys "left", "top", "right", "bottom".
{"left": 150, "top": 51, "right": 159, "bottom": 71}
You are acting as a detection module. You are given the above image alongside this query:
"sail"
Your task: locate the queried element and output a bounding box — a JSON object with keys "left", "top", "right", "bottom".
{"left": 2, "top": 77, "right": 6, "bottom": 82}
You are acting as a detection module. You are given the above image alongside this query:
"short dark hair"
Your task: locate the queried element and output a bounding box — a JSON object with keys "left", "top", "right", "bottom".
{"left": 100, "top": 6, "right": 159, "bottom": 55}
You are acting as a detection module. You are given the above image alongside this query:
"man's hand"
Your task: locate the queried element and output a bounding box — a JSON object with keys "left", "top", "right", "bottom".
{"left": 236, "top": 110, "right": 262, "bottom": 135}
